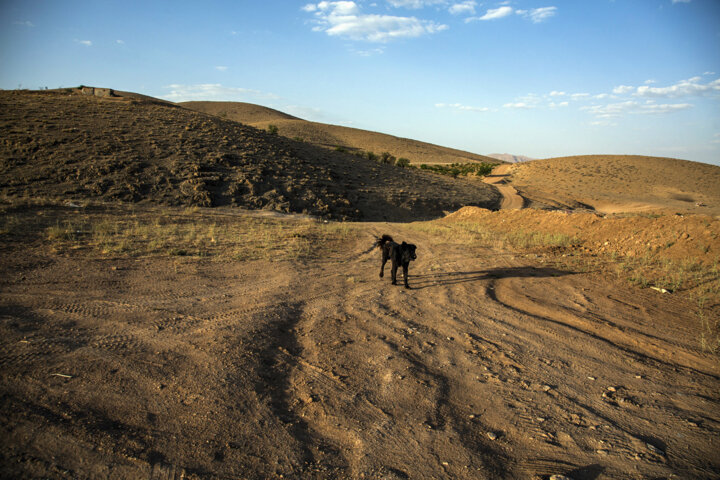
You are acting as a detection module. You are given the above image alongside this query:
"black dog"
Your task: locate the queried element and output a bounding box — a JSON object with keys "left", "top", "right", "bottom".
{"left": 374, "top": 234, "right": 417, "bottom": 289}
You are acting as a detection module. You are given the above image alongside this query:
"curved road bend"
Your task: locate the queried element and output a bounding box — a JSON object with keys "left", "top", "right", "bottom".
{"left": 483, "top": 164, "right": 524, "bottom": 210}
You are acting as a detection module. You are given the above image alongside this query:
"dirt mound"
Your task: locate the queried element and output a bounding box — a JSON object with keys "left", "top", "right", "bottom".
{"left": 444, "top": 206, "right": 720, "bottom": 305}
{"left": 0, "top": 89, "right": 500, "bottom": 221}
{"left": 505, "top": 155, "right": 720, "bottom": 215}
{"left": 180, "top": 101, "right": 500, "bottom": 166}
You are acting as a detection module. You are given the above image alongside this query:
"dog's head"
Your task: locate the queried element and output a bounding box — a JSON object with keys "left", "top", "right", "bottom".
{"left": 401, "top": 242, "right": 417, "bottom": 262}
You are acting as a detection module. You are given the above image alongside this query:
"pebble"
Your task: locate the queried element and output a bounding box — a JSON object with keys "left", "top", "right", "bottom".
{"left": 550, "top": 475, "right": 573, "bottom": 480}
{"left": 486, "top": 432, "right": 498, "bottom": 440}
{"left": 542, "top": 385, "right": 552, "bottom": 392}
{"left": 587, "top": 376, "right": 596, "bottom": 381}
{"left": 607, "top": 386, "right": 617, "bottom": 392}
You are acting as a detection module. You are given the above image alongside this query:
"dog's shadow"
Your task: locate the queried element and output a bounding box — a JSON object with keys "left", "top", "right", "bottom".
{"left": 409, "top": 266, "right": 574, "bottom": 290}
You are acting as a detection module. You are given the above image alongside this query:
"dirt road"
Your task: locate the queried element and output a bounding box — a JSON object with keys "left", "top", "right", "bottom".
{"left": 483, "top": 165, "right": 525, "bottom": 210}
{"left": 1, "top": 217, "right": 718, "bottom": 479}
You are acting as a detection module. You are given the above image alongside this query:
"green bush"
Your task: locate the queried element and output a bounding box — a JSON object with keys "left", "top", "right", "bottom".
{"left": 267, "top": 124, "right": 279, "bottom": 135}
{"left": 416, "top": 162, "right": 495, "bottom": 177}
{"left": 380, "top": 152, "right": 396, "bottom": 165}
{"left": 396, "top": 158, "right": 411, "bottom": 168}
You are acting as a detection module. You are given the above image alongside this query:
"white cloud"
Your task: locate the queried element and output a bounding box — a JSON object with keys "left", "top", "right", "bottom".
{"left": 116, "top": 39, "right": 125, "bottom": 44}
{"left": 640, "top": 103, "right": 694, "bottom": 114}
{"left": 304, "top": 1, "right": 448, "bottom": 42}
{"left": 503, "top": 102, "right": 536, "bottom": 109}
{"left": 612, "top": 85, "right": 634, "bottom": 94}
{"left": 449, "top": 1, "right": 476, "bottom": 15}
{"left": 582, "top": 100, "right": 693, "bottom": 118}
{"left": 519, "top": 6, "right": 557, "bottom": 23}
{"left": 352, "top": 46, "right": 386, "bottom": 56}
{"left": 672, "top": 0, "right": 691, "bottom": 3}
{"left": 477, "top": 6, "right": 513, "bottom": 20}
{"left": 590, "top": 120, "right": 618, "bottom": 127}
{"left": 302, "top": 3, "right": 318, "bottom": 11}
{"left": 14, "top": 21, "right": 34, "bottom": 27}
{"left": 549, "top": 91, "right": 566, "bottom": 97}
{"left": 634, "top": 76, "right": 720, "bottom": 98}
{"left": 215, "top": 66, "right": 228, "bottom": 71}
{"left": 162, "top": 84, "right": 279, "bottom": 102}
{"left": 387, "top": 0, "right": 447, "bottom": 8}
{"left": 76, "top": 39, "right": 92, "bottom": 46}
{"left": 435, "top": 102, "right": 489, "bottom": 112}
{"left": 548, "top": 101, "right": 569, "bottom": 108}
{"left": 570, "top": 93, "right": 590, "bottom": 100}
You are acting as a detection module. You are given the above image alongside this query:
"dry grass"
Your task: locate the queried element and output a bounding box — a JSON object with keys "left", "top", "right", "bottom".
{"left": 1, "top": 203, "right": 356, "bottom": 261}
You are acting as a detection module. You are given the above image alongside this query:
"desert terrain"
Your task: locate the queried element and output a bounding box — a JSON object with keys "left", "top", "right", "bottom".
{"left": 1, "top": 88, "right": 719, "bottom": 479}
{"left": 180, "top": 101, "right": 498, "bottom": 166}
{"left": 502, "top": 155, "right": 720, "bottom": 216}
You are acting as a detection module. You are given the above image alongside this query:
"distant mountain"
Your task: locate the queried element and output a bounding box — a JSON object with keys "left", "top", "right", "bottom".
{"left": 487, "top": 153, "right": 535, "bottom": 163}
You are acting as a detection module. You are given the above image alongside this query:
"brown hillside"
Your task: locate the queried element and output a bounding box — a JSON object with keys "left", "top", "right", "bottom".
{"left": 506, "top": 155, "right": 720, "bottom": 215}
{"left": 0, "top": 89, "right": 500, "bottom": 220}
{"left": 179, "top": 101, "right": 500, "bottom": 166}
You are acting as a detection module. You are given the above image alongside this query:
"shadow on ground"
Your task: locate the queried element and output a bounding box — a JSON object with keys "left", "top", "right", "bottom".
{"left": 409, "top": 266, "right": 575, "bottom": 290}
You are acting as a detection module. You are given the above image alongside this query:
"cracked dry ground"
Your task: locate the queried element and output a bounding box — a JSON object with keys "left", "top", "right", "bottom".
{"left": 1, "top": 222, "right": 719, "bottom": 479}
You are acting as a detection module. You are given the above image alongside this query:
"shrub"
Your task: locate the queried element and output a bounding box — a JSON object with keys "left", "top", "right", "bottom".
{"left": 366, "top": 151, "right": 378, "bottom": 162}
{"left": 380, "top": 152, "right": 396, "bottom": 165}
{"left": 267, "top": 124, "right": 279, "bottom": 135}
{"left": 396, "top": 158, "right": 411, "bottom": 168}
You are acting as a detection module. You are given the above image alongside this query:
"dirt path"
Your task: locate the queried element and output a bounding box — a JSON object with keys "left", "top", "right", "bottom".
{"left": 2, "top": 217, "right": 718, "bottom": 479}
{"left": 484, "top": 164, "right": 525, "bottom": 210}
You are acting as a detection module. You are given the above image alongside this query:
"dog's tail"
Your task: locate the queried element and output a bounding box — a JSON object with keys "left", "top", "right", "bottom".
{"left": 373, "top": 234, "right": 394, "bottom": 249}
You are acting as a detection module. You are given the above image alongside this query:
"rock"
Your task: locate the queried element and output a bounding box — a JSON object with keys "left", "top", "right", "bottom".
{"left": 486, "top": 432, "right": 498, "bottom": 440}
{"left": 646, "top": 443, "right": 665, "bottom": 456}
{"left": 550, "top": 475, "right": 573, "bottom": 480}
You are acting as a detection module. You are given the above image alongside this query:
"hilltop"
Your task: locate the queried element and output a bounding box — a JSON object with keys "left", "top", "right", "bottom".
{"left": 0, "top": 89, "right": 500, "bottom": 220}
{"left": 504, "top": 155, "right": 720, "bottom": 215}
{"left": 180, "top": 101, "right": 499, "bottom": 165}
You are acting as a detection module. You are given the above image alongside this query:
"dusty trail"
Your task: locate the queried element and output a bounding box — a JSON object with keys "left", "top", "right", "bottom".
{"left": 483, "top": 164, "right": 525, "bottom": 210}
{"left": 1, "top": 222, "right": 719, "bottom": 479}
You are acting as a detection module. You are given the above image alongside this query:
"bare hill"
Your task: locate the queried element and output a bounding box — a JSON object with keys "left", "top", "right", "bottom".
{"left": 505, "top": 155, "right": 720, "bottom": 215}
{"left": 180, "top": 101, "right": 500, "bottom": 166}
{"left": 0, "top": 89, "right": 500, "bottom": 220}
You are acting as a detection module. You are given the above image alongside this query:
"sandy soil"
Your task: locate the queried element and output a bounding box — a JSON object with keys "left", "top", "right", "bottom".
{"left": 505, "top": 156, "right": 720, "bottom": 216}
{"left": 483, "top": 165, "right": 525, "bottom": 210}
{"left": 1, "top": 206, "right": 718, "bottom": 479}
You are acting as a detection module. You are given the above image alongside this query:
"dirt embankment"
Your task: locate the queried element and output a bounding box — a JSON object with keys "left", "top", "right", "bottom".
{"left": 0, "top": 89, "right": 500, "bottom": 221}
{"left": 0, "top": 203, "right": 718, "bottom": 479}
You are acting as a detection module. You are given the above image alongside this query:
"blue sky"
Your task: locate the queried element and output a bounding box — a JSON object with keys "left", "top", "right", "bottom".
{"left": 2, "top": 1, "right": 720, "bottom": 165}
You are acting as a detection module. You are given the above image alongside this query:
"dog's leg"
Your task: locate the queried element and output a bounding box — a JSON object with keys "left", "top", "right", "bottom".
{"left": 380, "top": 250, "right": 388, "bottom": 278}
{"left": 391, "top": 260, "right": 398, "bottom": 285}
{"left": 402, "top": 263, "right": 410, "bottom": 289}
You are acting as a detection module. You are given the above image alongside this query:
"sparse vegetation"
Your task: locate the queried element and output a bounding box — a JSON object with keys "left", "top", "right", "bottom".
{"left": 396, "top": 158, "right": 411, "bottom": 168}
{"left": 267, "top": 124, "right": 279, "bottom": 135}
{"left": 0, "top": 204, "right": 355, "bottom": 261}
{"left": 380, "top": 152, "right": 396, "bottom": 165}
{"left": 418, "top": 162, "right": 495, "bottom": 178}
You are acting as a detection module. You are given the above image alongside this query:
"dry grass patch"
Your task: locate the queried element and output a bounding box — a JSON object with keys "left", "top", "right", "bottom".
{"left": 1, "top": 202, "right": 356, "bottom": 261}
